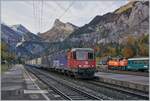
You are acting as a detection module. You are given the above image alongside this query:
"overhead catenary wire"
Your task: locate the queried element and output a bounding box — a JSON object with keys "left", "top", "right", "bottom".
{"left": 37, "top": 1, "right": 39, "bottom": 32}
{"left": 32, "top": 0, "right": 75, "bottom": 33}
{"left": 54, "top": 1, "right": 75, "bottom": 20}
{"left": 33, "top": 0, "right": 36, "bottom": 33}
{"left": 33, "top": 0, "right": 39, "bottom": 33}
{"left": 58, "top": 0, "right": 75, "bottom": 20}
{"left": 44, "top": 0, "right": 75, "bottom": 33}
{"left": 32, "top": 0, "right": 41, "bottom": 33}
{"left": 40, "top": 0, "right": 44, "bottom": 32}
{"left": 39, "top": 0, "right": 43, "bottom": 33}
{"left": 54, "top": 1, "right": 66, "bottom": 11}
{"left": 36, "top": 0, "right": 44, "bottom": 33}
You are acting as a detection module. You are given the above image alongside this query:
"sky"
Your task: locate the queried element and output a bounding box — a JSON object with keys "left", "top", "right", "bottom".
{"left": 1, "top": 0, "right": 129, "bottom": 34}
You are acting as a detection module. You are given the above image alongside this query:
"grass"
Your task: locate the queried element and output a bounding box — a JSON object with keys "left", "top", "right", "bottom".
{"left": 1, "top": 64, "right": 11, "bottom": 74}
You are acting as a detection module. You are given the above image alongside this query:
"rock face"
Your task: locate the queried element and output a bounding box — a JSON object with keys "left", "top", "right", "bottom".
{"left": 11, "top": 24, "right": 30, "bottom": 36}
{"left": 1, "top": 24, "right": 42, "bottom": 45}
{"left": 67, "top": 1, "right": 149, "bottom": 45}
{"left": 39, "top": 19, "right": 78, "bottom": 42}
{"left": 1, "top": 24, "right": 21, "bottom": 50}
{"left": 11, "top": 24, "right": 42, "bottom": 42}
{"left": 16, "top": 41, "right": 49, "bottom": 59}
{"left": 36, "top": 1, "right": 149, "bottom": 58}
{"left": 1, "top": 23, "right": 45, "bottom": 57}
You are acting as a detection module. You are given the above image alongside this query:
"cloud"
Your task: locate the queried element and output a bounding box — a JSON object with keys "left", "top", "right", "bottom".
{"left": 1, "top": 0, "right": 128, "bottom": 34}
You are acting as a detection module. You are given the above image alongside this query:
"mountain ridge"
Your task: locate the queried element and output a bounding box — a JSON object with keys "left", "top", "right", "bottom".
{"left": 1, "top": 1, "right": 149, "bottom": 60}
{"left": 1, "top": 23, "right": 45, "bottom": 56}
{"left": 38, "top": 19, "right": 78, "bottom": 42}
{"left": 66, "top": 1, "right": 149, "bottom": 45}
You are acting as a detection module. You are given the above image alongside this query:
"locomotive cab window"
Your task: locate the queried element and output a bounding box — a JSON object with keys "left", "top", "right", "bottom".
{"left": 76, "top": 51, "right": 86, "bottom": 60}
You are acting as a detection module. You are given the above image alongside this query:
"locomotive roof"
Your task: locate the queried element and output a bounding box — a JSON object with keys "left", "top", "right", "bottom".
{"left": 128, "top": 57, "right": 149, "bottom": 61}
{"left": 71, "top": 48, "right": 94, "bottom": 51}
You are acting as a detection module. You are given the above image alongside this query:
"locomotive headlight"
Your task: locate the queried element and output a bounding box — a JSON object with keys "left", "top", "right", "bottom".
{"left": 85, "top": 61, "right": 88, "bottom": 64}
{"left": 79, "top": 65, "right": 82, "bottom": 67}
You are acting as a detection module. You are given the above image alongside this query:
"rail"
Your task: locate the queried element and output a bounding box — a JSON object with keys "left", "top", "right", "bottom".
{"left": 86, "top": 80, "right": 149, "bottom": 100}
{"left": 25, "top": 66, "right": 101, "bottom": 100}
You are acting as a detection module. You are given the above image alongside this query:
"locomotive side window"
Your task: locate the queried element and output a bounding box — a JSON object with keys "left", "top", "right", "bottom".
{"left": 88, "top": 52, "right": 94, "bottom": 59}
{"left": 73, "top": 51, "right": 76, "bottom": 59}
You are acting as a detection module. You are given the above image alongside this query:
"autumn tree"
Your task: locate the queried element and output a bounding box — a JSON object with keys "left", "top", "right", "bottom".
{"left": 138, "top": 43, "right": 149, "bottom": 56}
{"left": 126, "top": 36, "right": 137, "bottom": 46}
{"left": 95, "top": 45, "right": 101, "bottom": 57}
{"left": 1, "top": 42, "right": 8, "bottom": 61}
{"left": 1, "top": 42, "right": 7, "bottom": 52}
{"left": 1, "top": 42, "right": 16, "bottom": 63}
{"left": 121, "top": 47, "right": 134, "bottom": 58}
{"left": 139, "top": 34, "right": 149, "bottom": 44}
{"left": 136, "top": 34, "right": 149, "bottom": 56}
{"left": 107, "top": 47, "right": 116, "bottom": 56}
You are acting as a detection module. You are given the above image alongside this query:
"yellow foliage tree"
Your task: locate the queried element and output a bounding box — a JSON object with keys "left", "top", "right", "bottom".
{"left": 108, "top": 47, "right": 116, "bottom": 56}
{"left": 139, "top": 43, "right": 149, "bottom": 56}
{"left": 122, "top": 47, "right": 134, "bottom": 58}
{"left": 127, "top": 36, "right": 136, "bottom": 46}
{"left": 1, "top": 42, "right": 8, "bottom": 60}
{"left": 1, "top": 42, "right": 7, "bottom": 51}
{"left": 1, "top": 42, "right": 16, "bottom": 62}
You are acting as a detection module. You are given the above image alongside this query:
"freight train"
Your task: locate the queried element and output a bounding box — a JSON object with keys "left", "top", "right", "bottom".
{"left": 25, "top": 48, "right": 96, "bottom": 78}
{"left": 107, "top": 57, "right": 149, "bottom": 71}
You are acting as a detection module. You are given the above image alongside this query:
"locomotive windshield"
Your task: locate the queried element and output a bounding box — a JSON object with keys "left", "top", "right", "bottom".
{"left": 74, "top": 51, "right": 94, "bottom": 60}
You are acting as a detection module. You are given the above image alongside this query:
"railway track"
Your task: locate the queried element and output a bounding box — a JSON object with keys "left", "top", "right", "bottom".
{"left": 24, "top": 67, "right": 68, "bottom": 100}
{"left": 25, "top": 66, "right": 101, "bottom": 100}
{"left": 97, "top": 66, "right": 149, "bottom": 77}
{"left": 25, "top": 66, "right": 71, "bottom": 100}
{"left": 86, "top": 80, "right": 149, "bottom": 99}
{"left": 25, "top": 66, "right": 149, "bottom": 100}
{"left": 44, "top": 68, "right": 149, "bottom": 100}
{"left": 54, "top": 73, "right": 149, "bottom": 100}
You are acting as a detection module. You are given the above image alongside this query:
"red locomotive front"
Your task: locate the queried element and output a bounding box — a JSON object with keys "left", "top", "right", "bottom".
{"left": 67, "top": 48, "right": 96, "bottom": 78}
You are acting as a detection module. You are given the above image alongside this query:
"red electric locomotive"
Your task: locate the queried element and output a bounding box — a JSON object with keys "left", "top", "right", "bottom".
{"left": 67, "top": 48, "right": 96, "bottom": 78}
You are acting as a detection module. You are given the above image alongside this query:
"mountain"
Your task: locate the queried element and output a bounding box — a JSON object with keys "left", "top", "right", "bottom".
{"left": 39, "top": 19, "right": 78, "bottom": 42}
{"left": 1, "top": 23, "right": 43, "bottom": 46}
{"left": 11, "top": 24, "right": 43, "bottom": 42}
{"left": 1, "top": 24, "right": 21, "bottom": 50}
{"left": 11, "top": 24, "right": 30, "bottom": 36}
{"left": 1, "top": 23, "right": 45, "bottom": 58}
{"left": 16, "top": 41, "right": 49, "bottom": 59}
{"left": 37, "top": 1, "right": 149, "bottom": 59}
{"left": 67, "top": 1, "right": 149, "bottom": 45}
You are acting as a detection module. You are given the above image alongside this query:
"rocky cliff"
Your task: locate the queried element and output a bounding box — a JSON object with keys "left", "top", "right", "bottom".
{"left": 67, "top": 1, "right": 149, "bottom": 45}
{"left": 1, "top": 23, "right": 46, "bottom": 58}
{"left": 39, "top": 19, "right": 78, "bottom": 42}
